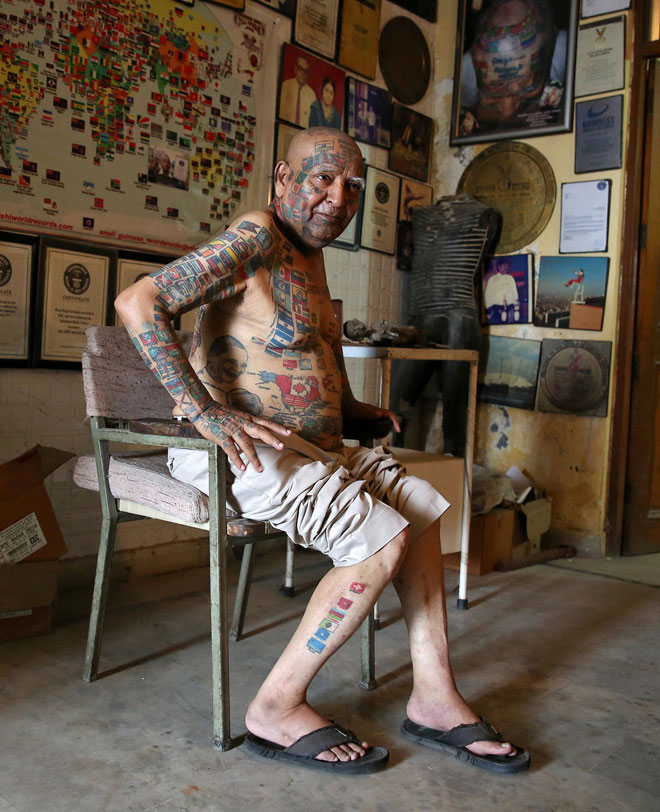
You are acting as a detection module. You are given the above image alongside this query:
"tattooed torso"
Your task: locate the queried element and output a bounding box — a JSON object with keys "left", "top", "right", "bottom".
{"left": 182, "top": 210, "right": 344, "bottom": 451}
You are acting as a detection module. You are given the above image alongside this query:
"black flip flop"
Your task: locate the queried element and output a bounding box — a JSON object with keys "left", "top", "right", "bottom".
{"left": 243, "top": 723, "right": 389, "bottom": 774}
{"left": 401, "top": 716, "right": 530, "bottom": 774}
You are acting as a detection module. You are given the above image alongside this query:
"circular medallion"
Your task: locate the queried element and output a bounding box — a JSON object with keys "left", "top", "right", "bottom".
{"left": 540, "top": 340, "right": 610, "bottom": 414}
{"left": 0, "top": 254, "right": 12, "bottom": 287}
{"left": 63, "top": 263, "right": 90, "bottom": 295}
{"left": 457, "top": 141, "right": 556, "bottom": 253}
{"left": 375, "top": 182, "right": 390, "bottom": 204}
{"left": 378, "top": 17, "right": 431, "bottom": 105}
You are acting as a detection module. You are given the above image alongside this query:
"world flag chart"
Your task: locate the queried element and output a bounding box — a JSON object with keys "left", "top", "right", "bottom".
{"left": 0, "top": 0, "right": 265, "bottom": 252}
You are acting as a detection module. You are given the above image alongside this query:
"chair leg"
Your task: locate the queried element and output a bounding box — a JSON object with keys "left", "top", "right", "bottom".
{"left": 282, "top": 538, "right": 295, "bottom": 597}
{"left": 208, "top": 446, "right": 232, "bottom": 751}
{"left": 230, "top": 543, "right": 255, "bottom": 642}
{"left": 82, "top": 513, "right": 118, "bottom": 682}
{"left": 359, "top": 608, "right": 377, "bottom": 690}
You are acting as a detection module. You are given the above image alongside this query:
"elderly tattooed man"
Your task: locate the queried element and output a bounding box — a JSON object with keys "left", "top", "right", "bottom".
{"left": 115, "top": 127, "right": 529, "bottom": 775}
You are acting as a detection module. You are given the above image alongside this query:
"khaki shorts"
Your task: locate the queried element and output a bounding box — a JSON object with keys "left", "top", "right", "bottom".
{"left": 167, "top": 433, "right": 449, "bottom": 567}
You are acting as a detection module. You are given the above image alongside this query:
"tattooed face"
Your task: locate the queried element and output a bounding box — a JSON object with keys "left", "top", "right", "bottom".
{"left": 273, "top": 128, "right": 364, "bottom": 251}
{"left": 204, "top": 335, "right": 248, "bottom": 384}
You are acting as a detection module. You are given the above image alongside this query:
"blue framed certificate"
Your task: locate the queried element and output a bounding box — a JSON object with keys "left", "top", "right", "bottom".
{"left": 575, "top": 95, "right": 623, "bottom": 174}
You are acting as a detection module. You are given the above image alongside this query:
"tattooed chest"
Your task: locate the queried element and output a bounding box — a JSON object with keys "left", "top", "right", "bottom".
{"left": 251, "top": 264, "right": 338, "bottom": 360}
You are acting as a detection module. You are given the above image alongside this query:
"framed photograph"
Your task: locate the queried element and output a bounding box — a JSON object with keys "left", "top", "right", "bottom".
{"left": 396, "top": 221, "right": 414, "bottom": 271}
{"left": 115, "top": 252, "right": 170, "bottom": 326}
{"left": 359, "top": 165, "right": 401, "bottom": 255}
{"left": 0, "top": 232, "right": 38, "bottom": 366}
{"left": 534, "top": 255, "right": 610, "bottom": 331}
{"left": 560, "top": 180, "right": 611, "bottom": 253}
{"left": 294, "top": 0, "right": 340, "bottom": 60}
{"left": 398, "top": 178, "right": 433, "bottom": 222}
{"left": 389, "top": 103, "right": 433, "bottom": 182}
{"left": 574, "top": 15, "right": 625, "bottom": 97}
{"left": 575, "top": 95, "right": 623, "bottom": 174}
{"left": 478, "top": 336, "right": 541, "bottom": 410}
{"left": 253, "top": 0, "right": 296, "bottom": 17}
{"left": 345, "top": 78, "right": 392, "bottom": 149}
{"left": 331, "top": 189, "right": 364, "bottom": 251}
{"left": 450, "top": 0, "right": 579, "bottom": 145}
{"left": 34, "top": 238, "right": 116, "bottom": 368}
{"left": 337, "top": 0, "right": 381, "bottom": 79}
{"left": 277, "top": 43, "right": 346, "bottom": 129}
{"left": 580, "top": 0, "right": 629, "bottom": 18}
{"left": 538, "top": 339, "right": 612, "bottom": 416}
{"left": 389, "top": 0, "right": 437, "bottom": 23}
{"left": 482, "top": 254, "right": 533, "bottom": 325}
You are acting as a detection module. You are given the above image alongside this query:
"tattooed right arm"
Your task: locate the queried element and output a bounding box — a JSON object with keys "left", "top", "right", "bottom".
{"left": 115, "top": 218, "right": 290, "bottom": 470}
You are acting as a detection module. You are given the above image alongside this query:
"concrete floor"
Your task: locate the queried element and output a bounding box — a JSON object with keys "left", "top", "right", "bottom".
{"left": 1, "top": 550, "right": 659, "bottom": 812}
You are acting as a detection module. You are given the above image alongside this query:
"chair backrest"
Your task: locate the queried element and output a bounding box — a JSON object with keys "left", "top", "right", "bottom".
{"left": 82, "top": 326, "right": 192, "bottom": 420}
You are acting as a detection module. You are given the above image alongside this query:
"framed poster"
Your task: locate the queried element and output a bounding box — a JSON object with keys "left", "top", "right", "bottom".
{"left": 560, "top": 180, "right": 611, "bottom": 253}
{"left": 345, "top": 78, "right": 392, "bottom": 149}
{"left": 388, "top": 104, "right": 433, "bottom": 182}
{"left": 574, "top": 15, "right": 625, "bottom": 97}
{"left": 360, "top": 166, "right": 400, "bottom": 255}
{"left": 337, "top": 0, "right": 381, "bottom": 79}
{"left": 398, "top": 178, "right": 433, "bottom": 222}
{"left": 478, "top": 336, "right": 541, "bottom": 410}
{"left": 538, "top": 339, "right": 612, "bottom": 416}
{"left": 253, "top": 0, "right": 296, "bottom": 17}
{"left": 35, "top": 239, "right": 115, "bottom": 368}
{"left": 534, "top": 255, "right": 609, "bottom": 330}
{"left": 0, "top": 232, "right": 37, "bottom": 366}
{"left": 331, "top": 189, "right": 364, "bottom": 251}
{"left": 115, "top": 252, "right": 170, "bottom": 326}
{"left": 277, "top": 44, "right": 346, "bottom": 129}
{"left": 450, "top": 0, "right": 579, "bottom": 145}
{"left": 482, "top": 254, "right": 533, "bottom": 325}
{"left": 575, "top": 95, "right": 623, "bottom": 173}
{"left": 294, "top": 0, "right": 340, "bottom": 60}
{"left": 580, "top": 0, "right": 629, "bottom": 17}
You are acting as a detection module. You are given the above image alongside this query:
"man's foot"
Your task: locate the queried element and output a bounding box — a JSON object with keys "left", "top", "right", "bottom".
{"left": 246, "top": 698, "right": 368, "bottom": 763}
{"left": 406, "top": 691, "right": 517, "bottom": 758}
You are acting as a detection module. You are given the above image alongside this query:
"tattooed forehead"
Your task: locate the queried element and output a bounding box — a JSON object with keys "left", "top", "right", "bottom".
{"left": 300, "top": 138, "right": 361, "bottom": 171}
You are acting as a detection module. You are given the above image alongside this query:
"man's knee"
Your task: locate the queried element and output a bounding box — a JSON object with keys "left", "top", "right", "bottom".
{"left": 377, "top": 526, "right": 411, "bottom": 580}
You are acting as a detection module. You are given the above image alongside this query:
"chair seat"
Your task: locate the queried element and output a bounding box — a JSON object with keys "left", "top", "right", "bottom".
{"left": 74, "top": 450, "right": 271, "bottom": 539}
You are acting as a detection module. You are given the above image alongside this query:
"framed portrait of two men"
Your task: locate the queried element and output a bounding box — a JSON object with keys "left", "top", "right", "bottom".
{"left": 449, "top": 0, "right": 579, "bottom": 146}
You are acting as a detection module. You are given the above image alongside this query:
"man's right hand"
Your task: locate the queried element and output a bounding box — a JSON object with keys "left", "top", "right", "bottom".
{"left": 194, "top": 402, "right": 291, "bottom": 473}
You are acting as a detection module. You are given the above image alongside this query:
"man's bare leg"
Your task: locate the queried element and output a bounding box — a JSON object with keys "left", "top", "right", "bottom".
{"left": 246, "top": 529, "right": 409, "bottom": 763}
{"left": 393, "top": 518, "right": 516, "bottom": 758}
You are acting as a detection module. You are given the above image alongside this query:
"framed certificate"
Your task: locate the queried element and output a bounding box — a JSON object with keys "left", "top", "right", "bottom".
{"left": 0, "top": 232, "right": 38, "bottom": 366}
{"left": 559, "top": 180, "right": 611, "bottom": 253}
{"left": 575, "top": 95, "right": 623, "bottom": 173}
{"left": 580, "top": 0, "right": 630, "bottom": 19}
{"left": 574, "top": 16, "right": 625, "bottom": 98}
{"left": 115, "top": 251, "right": 170, "bottom": 326}
{"left": 35, "top": 238, "right": 116, "bottom": 368}
{"left": 331, "top": 188, "right": 364, "bottom": 251}
{"left": 337, "top": 0, "right": 381, "bottom": 79}
{"left": 294, "top": 0, "right": 340, "bottom": 60}
{"left": 359, "top": 166, "right": 400, "bottom": 255}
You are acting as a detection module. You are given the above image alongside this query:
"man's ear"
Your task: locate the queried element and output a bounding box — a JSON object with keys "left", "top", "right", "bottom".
{"left": 273, "top": 160, "right": 290, "bottom": 197}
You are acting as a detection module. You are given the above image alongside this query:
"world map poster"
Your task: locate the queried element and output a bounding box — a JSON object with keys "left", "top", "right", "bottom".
{"left": 0, "top": 0, "right": 266, "bottom": 253}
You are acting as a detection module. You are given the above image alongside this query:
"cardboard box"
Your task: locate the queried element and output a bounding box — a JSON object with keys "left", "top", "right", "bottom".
{"left": 0, "top": 445, "right": 73, "bottom": 565}
{"left": 0, "top": 561, "right": 58, "bottom": 641}
{"left": 391, "top": 449, "right": 464, "bottom": 554}
{"left": 444, "top": 507, "right": 523, "bottom": 575}
{"left": 511, "top": 498, "right": 552, "bottom": 558}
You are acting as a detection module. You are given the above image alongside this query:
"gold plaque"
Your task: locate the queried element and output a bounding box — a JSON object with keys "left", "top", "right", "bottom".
{"left": 457, "top": 142, "right": 556, "bottom": 253}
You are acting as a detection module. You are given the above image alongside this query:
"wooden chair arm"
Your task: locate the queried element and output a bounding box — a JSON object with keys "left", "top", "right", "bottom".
{"left": 127, "top": 417, "right": 200, "bottom": 439}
